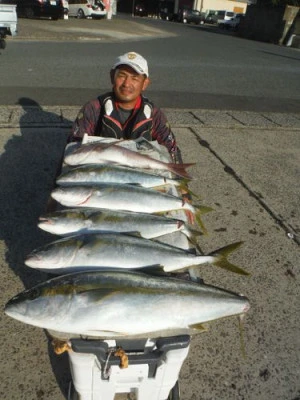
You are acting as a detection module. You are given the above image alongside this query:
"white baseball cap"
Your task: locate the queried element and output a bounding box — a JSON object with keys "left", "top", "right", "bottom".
{"left": 112, "top": 52, "right": 149, "bottom": 77}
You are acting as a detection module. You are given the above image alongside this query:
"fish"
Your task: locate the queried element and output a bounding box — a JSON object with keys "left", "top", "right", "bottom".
{"left": 24, "top": 232, "right": 249, "bottom": 276}
{"left": 63, "top": 142, "right": 194, "bottom": 179}
{"left": 4, "top": 270, "right": 250, "bottom": 338}
{"left": 38, "top": 208, "right": 202, "bottom": 240}
{"left": 50, "top": 184, "right": 211, "bottom": 230}
{"left": 56, "top": 164, "right": 186, "bottom": 190}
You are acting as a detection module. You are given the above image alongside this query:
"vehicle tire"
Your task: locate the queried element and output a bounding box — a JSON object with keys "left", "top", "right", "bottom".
{"left": 77, "top": 9, "right": 85, "bottom": 18}
{"left": 168, "top": 381, "right": 180, "bottom": 400}
{"left": 24, "top": 7, "right": 34, "bottom": 19}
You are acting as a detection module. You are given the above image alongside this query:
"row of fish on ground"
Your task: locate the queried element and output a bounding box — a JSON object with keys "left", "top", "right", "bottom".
{"left": 5, "top": 141, "right": 250, "bottom": 338}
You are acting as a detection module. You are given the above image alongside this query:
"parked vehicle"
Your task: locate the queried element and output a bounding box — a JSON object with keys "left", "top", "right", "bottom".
{"left": 218, "top": 13, "right": 244, "bottom": 30}
{"left": 134, "top": 3, "right": 147, "bottom": 17}
{"left": 68, "top": 0, "right": 106, "bottom": 18}
{"left": 0, "top": 0, "right": 17, "bottom": 49}
{"left": 159, "top": 0, "right": 194, "bottom": 22}
{"left": 204, "top": 10, "right": 235, "bottom": 25}
{"left": 16, "top": 0, "right": 65, "bottom": 19}
{"left": 178, "top": 8, "right": 203, "bottom": 25}
{"left": 159, "top": 7, "right": 174, "bottom": 21}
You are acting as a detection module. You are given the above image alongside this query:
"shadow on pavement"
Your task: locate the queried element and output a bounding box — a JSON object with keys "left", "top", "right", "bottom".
{"left": 0, "top": 97, "right": 71, "bottom": 398}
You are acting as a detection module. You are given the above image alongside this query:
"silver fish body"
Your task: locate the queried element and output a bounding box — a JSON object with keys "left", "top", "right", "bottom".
{"left": 51, "top": 184, "right": 194, "bottom": 215}
{"left": 63, "top": 142, "right": 193, "bottom": 179}
{"left": 57, "top": 164, "right": 181, "bottom": 189}
{"left": 24, "top": 232, "right": 214, "bottom": 274}
{"left": 24, "top": 233, "right": 248, "bottom": 276}
{"left": 38, "top": 208, "right": 195, "bottom": 239}
{"left": 4, "top": 270, "right": 250, "bottom": 337}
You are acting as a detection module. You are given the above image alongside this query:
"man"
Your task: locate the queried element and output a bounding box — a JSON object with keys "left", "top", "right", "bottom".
{"left": 68, "top": 51, "right": 183, "bottom": 163}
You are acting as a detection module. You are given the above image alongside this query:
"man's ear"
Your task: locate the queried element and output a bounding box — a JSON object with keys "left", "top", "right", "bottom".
{"left": 142, "top": 77, "right": 150, "bottom": 92}
{"left": 110, "top": 69, "right": 115, "bottom": 84}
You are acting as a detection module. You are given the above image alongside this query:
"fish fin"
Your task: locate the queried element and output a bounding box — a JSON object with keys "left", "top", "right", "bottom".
{"left": 210, "top": 242, "right": 250, "bottom": 276}
{"left": 122, "top": 231, "right": 143, "bottom": 238}
{"left": 167, "top": 163, "right": 195, "bottom": 179}
{"left": 178, "top": 182, "right": 201, "bottom": 201}
{"left": 78, "top": 288, "right": 116, "bottom": 299}
{"left": 193, "top": 205, "right": 214, "bottom": 235}
{"left": 183, "top": 224, "right": 204, "bottom": 238}
{"left": 138, "top": 265, "right": 166, "bottom": 275}
{"left": 188, "top": 323, "right": 208, "bottom": 332}
{"left": 186, "top": 237, "right": 203, "bottom": 255}
{"left": 177, "top": 179, "right": 192, "bottom": 193}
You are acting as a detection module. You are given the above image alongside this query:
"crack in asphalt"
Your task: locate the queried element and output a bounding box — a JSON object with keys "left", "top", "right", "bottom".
{"left": 190, "top": 127, "right": 300, "bottom": 246}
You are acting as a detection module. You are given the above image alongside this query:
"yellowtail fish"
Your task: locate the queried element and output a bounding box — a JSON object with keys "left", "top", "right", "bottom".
{"left": 38, "top": 208, "right": 202, "bottom": 240}
{"left": 63, "top": 142, "right": 194, "bottom": 179}
{"left": 50, "top": 184, "right": 212, "bottom": 230}
{"left": 57, "top": 164, "right": 187, "bottom": 189}
{"left": 5, "top": 270, "right": 250, "bottom": 337}
{"left": 24, "top": 233, "right": 249, "bottom": 276}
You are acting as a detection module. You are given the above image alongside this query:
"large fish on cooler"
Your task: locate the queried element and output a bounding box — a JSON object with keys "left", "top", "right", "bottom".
{"left": 63, "top": 142, "right": 194, "bottom": 179}
{"left": 38, "top": 208, "right": 201, "bottom": 240}
{"left": 57, "top": 164, "right": 185, "bottom": 189}
{"left": 24, "top": 232, "right": 248, "bottom": 275}
{"left": 4, "top": 270, "right": 250, "bottom": 337}
{"left": 50, "top": 184, "right": 211, "bottom": 230}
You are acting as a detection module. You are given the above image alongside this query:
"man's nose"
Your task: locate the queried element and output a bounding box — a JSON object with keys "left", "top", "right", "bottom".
{"left": 122, "top": 76, "right": 131, "bottom": 86}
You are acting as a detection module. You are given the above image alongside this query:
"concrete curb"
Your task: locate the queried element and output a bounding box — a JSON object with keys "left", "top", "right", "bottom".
{"left": 1, "top": 106, "right": 300, "bottom": 129}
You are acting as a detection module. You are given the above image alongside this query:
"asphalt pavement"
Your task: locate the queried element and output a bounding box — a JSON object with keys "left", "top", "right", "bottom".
{"left": 0, "top": 13, "right": 299, "bottom": 400}
{"left": 11, "top": 15, "right": 178, "bottom": 42}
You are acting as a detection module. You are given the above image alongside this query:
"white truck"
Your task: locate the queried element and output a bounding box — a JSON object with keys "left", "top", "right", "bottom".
{"left": 0, "top": 1, "right": 17, "bottom": 49}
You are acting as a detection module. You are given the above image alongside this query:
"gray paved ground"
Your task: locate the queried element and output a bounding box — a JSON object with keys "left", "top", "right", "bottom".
{"left": 10, "top": 16, "right": 177, "bottom": 42}
{"left": 0, "top": 106, "right": 299, "bottom": 400}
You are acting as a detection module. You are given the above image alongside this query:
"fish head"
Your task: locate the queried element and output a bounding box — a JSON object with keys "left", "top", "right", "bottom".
{"left": 64, "top": 143, "right": 101, "bottom": 166}
{"left": 24, "top": 237, "right": 80, "bottom": 270}
{"left": 51, "top": 187, "right": 93, "bottom": 207}
{"left": 38, "top": 210, "right": 92, "bottom": 235}
{"left": 4, "top": 282, "right": 71, "bottom": 328}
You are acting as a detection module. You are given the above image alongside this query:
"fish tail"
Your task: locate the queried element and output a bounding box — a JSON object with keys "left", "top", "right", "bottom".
{"left": 186, "top": 236, "right": 204, "bottom": 255}
{"left": 210, "top": 242, "right": 250, "bottom": 275}
{"left": 193, "top": 205, "right": 214, "bottom": 235}
{"left": 182, "top": 203, "right": 212, "bottom": 231}
{"left": 177, "top": 179, "right": 190, "bottom": 193}
{"left": 181, "top": 224, "right": 203, "bottom": 239}
{"left": 178, "top": 181, "right": 201, "bottom": 201}
{"left": 181, "top": 224, "right": 204, "bottom": 253}
{"left": 167, "top": 163, "right": 195, "bottom": 179}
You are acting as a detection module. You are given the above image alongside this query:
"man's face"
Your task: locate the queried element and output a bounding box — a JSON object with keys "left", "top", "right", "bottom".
{"left": 111, "top": 65, "right": 150, "bottom": 109}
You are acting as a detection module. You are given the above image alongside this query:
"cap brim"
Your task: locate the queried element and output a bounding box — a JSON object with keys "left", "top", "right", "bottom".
{"left": 113, "top": 62, "right": 148, "bottom": 77}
